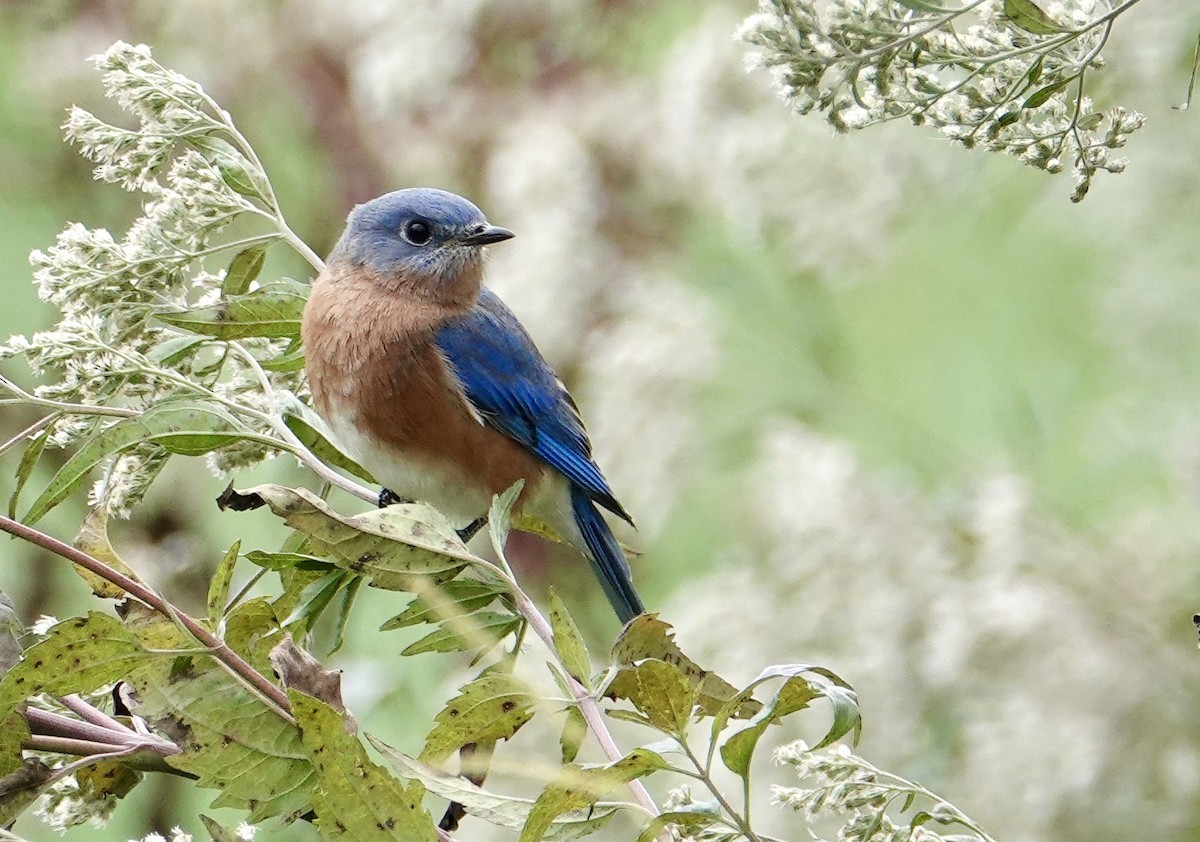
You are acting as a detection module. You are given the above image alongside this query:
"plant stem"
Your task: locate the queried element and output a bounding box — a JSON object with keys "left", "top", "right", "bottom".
{"left": 680, "top": 740, "right": 763, "bottom": 842}
{"left": 0, "top": 514, "right": 293, "bottom": 721}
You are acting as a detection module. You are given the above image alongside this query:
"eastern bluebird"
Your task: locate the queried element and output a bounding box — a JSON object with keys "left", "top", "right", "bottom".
{"left": 301, "top": 188, "right": 645, "bottom": 623}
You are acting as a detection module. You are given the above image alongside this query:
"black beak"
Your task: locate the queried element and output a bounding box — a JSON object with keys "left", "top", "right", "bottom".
{"left": 461, "top": 224, "right": 515, "bottom": 246}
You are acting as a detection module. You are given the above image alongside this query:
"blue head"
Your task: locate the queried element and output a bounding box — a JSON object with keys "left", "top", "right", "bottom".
{"left": 329, "top": 188, "right": 514, "bottom": 305}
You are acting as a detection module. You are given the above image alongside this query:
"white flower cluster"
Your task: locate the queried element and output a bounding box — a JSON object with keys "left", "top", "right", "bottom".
{"left": 740, "top": 0, "right": 1145, "bottom": 200}
{"left": 33, "top": 775, "right": 118, "bottom": 832}
{"left": 0, "top": 42, "right": 302, "bottom": 517}
{"left": 128, "top": 823, "right": 256, "bottom": 842}
{"left": 772, "top": 742, "right": 991, "bottom": 842}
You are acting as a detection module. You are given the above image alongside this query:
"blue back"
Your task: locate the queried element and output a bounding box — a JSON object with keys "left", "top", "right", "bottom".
{"left": 433, "top": 289, "right": 632, "bottom": 525}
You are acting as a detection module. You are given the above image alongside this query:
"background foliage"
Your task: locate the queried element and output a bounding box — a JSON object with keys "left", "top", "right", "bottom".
{"left": 1, "top": 1, "right": 1199, "bottom": 840}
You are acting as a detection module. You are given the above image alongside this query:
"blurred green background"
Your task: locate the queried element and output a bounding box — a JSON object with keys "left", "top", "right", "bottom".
{"left": 2, "top": 1, "right": 1200, "bottom": 840}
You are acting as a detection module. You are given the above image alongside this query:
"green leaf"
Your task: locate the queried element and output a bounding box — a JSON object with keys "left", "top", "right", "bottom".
{"left": 245, "top": 550, "right": 334, "bottom": 571}
{"left": 622, "top": 659, "right": 698, "bottom": 737}
{"left": 200, "top": 815, "right": 245, "bottom": 842}
{"left": 8, "top": 423, "right": 49, "bottom": 519}
{"left": 719, "top": 677, "right": 819, "bottom": 778}
{"left": 289, "top": 690, "right": 436, "bottom": 841}
{"left": 547, "top": 588, "right": 592, "bottom": 687}
{"left": 519, "top": 750, "right": 667, "bottom": 842}
{"left": 892, "top": 0, "right": 956, "bottom": 12}
{"left": 0, "top": 613, "right": 150, "bottom": 723}
{"left": 636, "top": 806, "right": 725, "bottom": 842}
{"left": 222, "top": 244, "right": 269, "bottom": 297}
{"left": 127, "top": 657, "right": 315, "bottom": 823}
{"left": 221, "top": 597, "right": 282, "bottom": 675}
{"left": 400, "top": 611, "right": 521, "bottom": 657}
{"left": 281, "top": 570, "right": 351, "bottom": 634}
{"left": 278, "top": 393, "right": 376, "bottom": 483}
{"left": 713, "top": 664, "right": 860, "bottom": 766}
{"left": 147, "top": 335, "right": 207, "bottom": 366}
{"left": 560, "top": 706, "right": 586, "bottom": 765}
{"left": 24, "top": 402, "right": 250, "bottom": 523}
{"left": 228, "top": 484, "right": 481, "bottom": 589}
{"left": 189, "top": 135, "right": 273, "bottom": 205}
{"left": 1024, "top": 76, "right": 1073, "bottom": 108}
{"left": 489, "top": 480, "right": 524, "bottom": 560}
{"left": 73, "top": 507, "right": 144, "bottom": 600}
{"left": 419, "top": 672, "right": 536, "bottom": 764}
{"left": 157, "top": 282, "right": 306, "bottom": 340}
{"left": 1001, "top": 0, "right": 1063, "bottom": 34}
{"left": 328, "top": 576, "right": 361, "bottom": 656}
{"left": 259, "top": 341, "right": 307, "bottom": 372}
{"left": 606, "top": 615, "right": 759, "bottom": 719}
{"left": 380, "top": 579, "right": 507, "bottom": 630}
{"left": 0, "top": 710, "right": 30, "bottom": 777}
{"left": 207, "top": 541, "right": 241, "bottom": 622}
{"left": 371, "top": 738, "right": 618, "bottom": 839}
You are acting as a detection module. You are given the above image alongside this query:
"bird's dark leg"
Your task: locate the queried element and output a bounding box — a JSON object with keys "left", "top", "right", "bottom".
{"left": 456, "top": 515, "right": 488, "bottom": 543}
{"left": 377, "top": 488, "right": 410, "bottom": 508}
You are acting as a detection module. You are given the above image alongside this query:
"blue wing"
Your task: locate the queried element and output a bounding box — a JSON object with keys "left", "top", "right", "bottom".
{"left": 433, "top": 288, "right": 632, "bottom": 525}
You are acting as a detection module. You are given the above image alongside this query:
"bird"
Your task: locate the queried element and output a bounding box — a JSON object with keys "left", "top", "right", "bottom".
{"left": 301, "top": 188, "right": 645, "bottom": 624}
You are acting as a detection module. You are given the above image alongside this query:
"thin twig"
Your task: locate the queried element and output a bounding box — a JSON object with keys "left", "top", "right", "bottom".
{"left": 58, "top": 694, "right": 135, "bottom": 735}
{"left": 0, "top": 514, "right": 293, "bottom": 720}
{"left": 510, "top": 590, "right": 662, "bottom": 822}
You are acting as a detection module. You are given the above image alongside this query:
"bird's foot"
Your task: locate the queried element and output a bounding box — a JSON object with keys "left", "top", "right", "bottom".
{"left": 456, "top": 516, "right": 488, "bottom": 544}
{"left": 377, "top": 488, "right": 410, "bottom": 509}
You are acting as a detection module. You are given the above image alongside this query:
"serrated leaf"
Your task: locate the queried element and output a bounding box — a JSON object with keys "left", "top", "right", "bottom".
{"left": 25, "top": 402, "right": 250, "bottom": 524}
{"left": 77, "top": 759, "right": 142, "bottom": 803}
{"left": 547, "top": 588, "right": 591, "bottom": 688}
{"left": 222, "top": 244, "right": 269, "bottom": 297}
{"left": 719, "top": 677, "right": 819, "bottom": 778}
{"left": 0, "top": 613, "right": 149, "bottom": 722}
{"left": 289, "top": 690, "right": 436, "bottom": 841}
{"left": 419, "top": 673, "right": 536, "bottom": 764}
{"left": 0, "top": 710, "right": 29, "bottom": 777}
{"left": 380, "top": 579, "right": 507, "bottom": 631}
{"left": 8, "top": 423, "right": 49, "bottom": 519}
{"left": 626, "top": 659, "right": 697, "bottom": 736}
{"left": 157, "top": 282, "right": 306, "bottom": 340}
{"left": 1002, "top": 0, "right": 1063, "bottom": 34}
{"left": 208, "top": 541, "right": 241, "bottom": 622}
{"left": 519, "top": 750, "right": 667, "bottom": 842}
{"left": 221, "top": 597, "right": 282, "bottom": 675}
{"left": 560, "top": 706, "right": 586, "bottom": 764}
{"left": 371, "top": 737, "right": 618, "bottom": 840}
{"left": 229, "top": 484, "right": 482, "bottom": 589}
{"left": 400, "top": 612, "right": 521, "bottom": 657}
{"left": 606, "top": 615, "right": 759, "bottom": 719}
{"left": 73, "top": 508, "right": 143, "bottom": 600}
{"left": 278, "top": 394, "right": 376, "bottom": 483}
{"left": 127, "top": 657, "right": 314, "bottom": 823}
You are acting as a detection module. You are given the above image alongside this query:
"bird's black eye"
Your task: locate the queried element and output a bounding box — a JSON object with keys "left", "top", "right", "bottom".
{"left": 402, "top": 219, "right": 433, "bottom": 246}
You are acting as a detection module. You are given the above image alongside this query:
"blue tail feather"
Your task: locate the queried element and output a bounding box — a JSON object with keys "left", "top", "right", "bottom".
{"left": 569, "top": 485, "right": 644, "bottom": 624}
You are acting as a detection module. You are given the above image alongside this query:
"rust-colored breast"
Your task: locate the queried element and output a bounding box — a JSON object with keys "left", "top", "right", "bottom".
{"left": 302, "top": 264, "right": 544, "bottom": 511}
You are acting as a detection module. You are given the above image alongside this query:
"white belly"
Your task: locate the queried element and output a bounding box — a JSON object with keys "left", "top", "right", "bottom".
{"left": 325, "top": 406, "right": 493, "bottom": 526}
